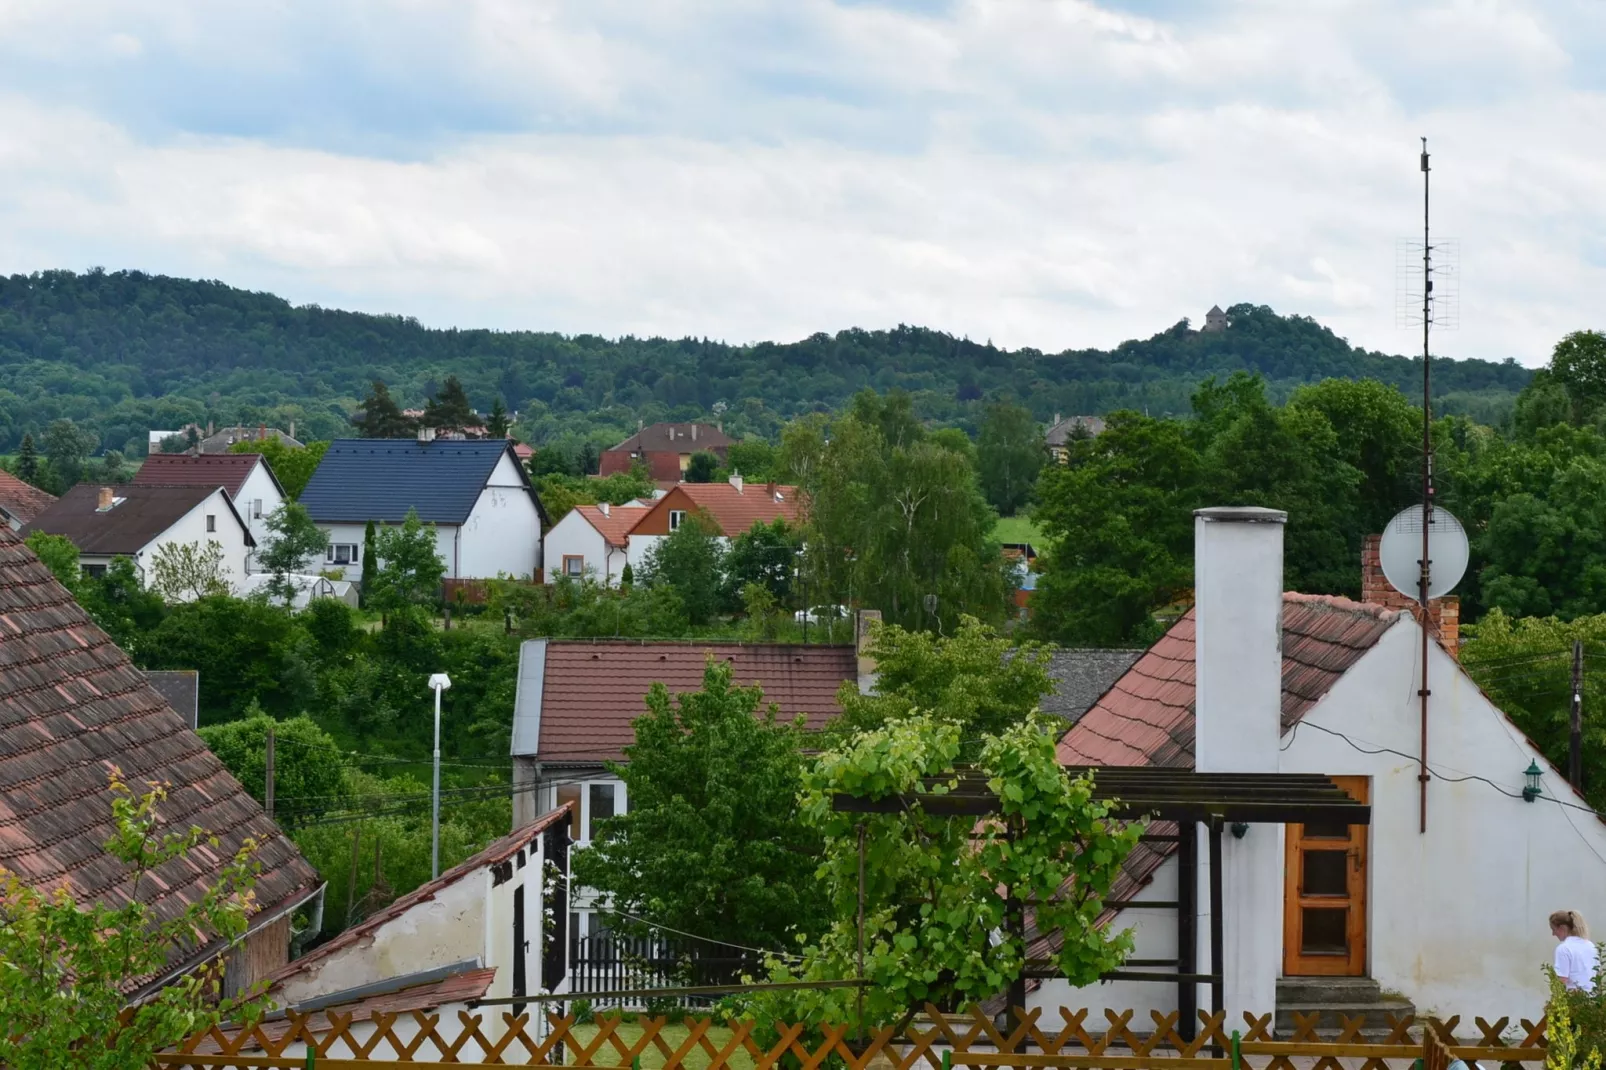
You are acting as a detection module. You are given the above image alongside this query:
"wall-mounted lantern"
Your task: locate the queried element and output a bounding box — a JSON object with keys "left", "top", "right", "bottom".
{"left": 1523, "top": 760, "right": 1544, "bottom": 803}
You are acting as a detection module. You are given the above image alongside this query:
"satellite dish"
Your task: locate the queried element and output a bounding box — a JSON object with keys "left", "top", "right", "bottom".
{"left": 1378, "top": 505, "right": 1469, "bottom": 601}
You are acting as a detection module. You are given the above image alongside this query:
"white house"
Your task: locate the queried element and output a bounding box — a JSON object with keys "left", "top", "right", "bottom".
{"left": 22, "top": 483, "right": 253, "bottom": 596}
{"left": 542, "top": 502, "right": 648, "bottom": 585}
{"left": 622, "top": 476, "right": 800, "bottom": 576}
{"left": 1033, "top": 507, "right": 1606, "bottom": 1026}
{"left": 298, "top": 437, "right": 547, "bottom": 583}
{"left": 216, "top": 807, "right": 573, "bottom": 1058}
{"left": 133, "top": 451, "right": 287, "bottom": 565}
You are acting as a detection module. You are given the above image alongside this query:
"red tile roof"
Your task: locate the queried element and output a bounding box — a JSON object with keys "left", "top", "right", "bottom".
{"left": 0, "top": 470, "right": 56, "bottom": 526}
{"left": 266, "top": 806, "right": 573, "bottom": 986}
{"left": 1024, "top": 593, "right": 1400, "bottom": 967}
{"left": 639, "top": 482, "right": 800, "bottom": 537}
{"left": 574, "top": 504, "right": 650, "bottom": 548}
{"left": 134, "top": 452, "right": 275, "bottom": 498}
{"left": 535, "top": 641, "right": 857, "bottom": 763}
{"left": 0, "top": 525, "right": 319, "bottom": 996}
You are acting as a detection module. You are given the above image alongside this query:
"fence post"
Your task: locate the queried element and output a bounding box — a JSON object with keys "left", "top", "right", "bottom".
{"left": 942, "top": 1050, "right": 952, "bottom": 1070}
{"left": 1230, "top": 1030, "right": 1241, "bottom": 1070}
{"left": 306, "top": 1048, "right": 316, "bottom": 1070}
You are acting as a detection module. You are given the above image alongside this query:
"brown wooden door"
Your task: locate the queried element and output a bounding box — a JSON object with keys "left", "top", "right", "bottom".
{"left": 1283, "top": 775, "right": 1368, "bottom": 976}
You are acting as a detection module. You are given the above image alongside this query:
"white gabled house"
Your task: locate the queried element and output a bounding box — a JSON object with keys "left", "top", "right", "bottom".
{"left": 133, "top": 451, "right": 287, "bottom": 567}
{"left": 299, "top": 436, "right": 548, "bottom": 583}
{"left": 542, "top": 502, "right": 649, "bottom": 585}
{"left": 1033, "top": 507, "right": 1606, "bottom": 1027}
{"left": 22, "top": 483, "right": 254, "bottom": 597}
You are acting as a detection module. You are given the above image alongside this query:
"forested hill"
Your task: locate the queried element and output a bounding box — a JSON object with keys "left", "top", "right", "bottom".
{"left": 0, "top": 269, "right": 1531, "bottom": 454}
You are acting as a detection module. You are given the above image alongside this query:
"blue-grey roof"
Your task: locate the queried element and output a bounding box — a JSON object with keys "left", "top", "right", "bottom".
{"left": 300, "top": 439, "right": 542, "bottom": 525}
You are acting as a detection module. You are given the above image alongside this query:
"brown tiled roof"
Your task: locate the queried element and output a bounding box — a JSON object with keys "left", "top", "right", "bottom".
{"left": 574, "top": 504, "right": 650, "bottom": 548}
{"left": 1022, "top": 593, "right": 1400, "bottom": 967}
{"left": 0, "top": 525, "right": 319, "bottom": 994}
{"left": 23, "top": 483, "right": 251, "bottom": 555}
{"left": 266, "top": 806, "right": 573, "bottom": 986}
{"left": 635, "top": 482, "right": 800, "bottom": 538}
{"left": 134, "top": 453, "right": 282, "bottom": 498}
{"left": 536, "top": 641, "right": 857, "bottom": 763}
{"left": 0, "top": 471, "right": 56, "bottom": 527}
{"left": 608, "top": 423, "right": 734, "bottom": 455}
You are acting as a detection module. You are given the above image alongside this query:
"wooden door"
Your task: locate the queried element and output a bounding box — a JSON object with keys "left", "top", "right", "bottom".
{"left": 1283, "top": 775, "right": 1369, "bottom": 976}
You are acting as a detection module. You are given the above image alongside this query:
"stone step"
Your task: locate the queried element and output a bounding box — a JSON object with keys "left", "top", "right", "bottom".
{"left": 1275, "top": 976, "right": 1416, "bottom": 1040}
{"left": 1276, "top": 976, "right": 1388, "bottom": 1004}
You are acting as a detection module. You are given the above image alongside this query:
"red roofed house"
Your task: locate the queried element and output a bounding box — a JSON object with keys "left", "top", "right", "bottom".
{"left": 542, "top": 502, "right": 651, "bottom": 586}
{"left": 134, "top": 451, "right": 287, "bottom": 564}
{"left": 599, "top": 422, "right": 734, "bottom": 483}
{"left": 624, "top": 475, "right": 800, "bottom": 576}
{"left": 0, "top": 469, "right": 56, "bottom": 531}
{"left": 1031, "top": 507, "right": 1606, "bottom": 1027}
{"left": 509, "top": 620, "right": 876, "bottom": 950}
{"left": 0, "top": 524, "right": 320, "bottom": 1002}
{"left": 209, "top": 807, "right": 573, "bottom": 1057}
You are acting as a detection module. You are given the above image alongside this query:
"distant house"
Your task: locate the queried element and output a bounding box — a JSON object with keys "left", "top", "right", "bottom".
{"left": 624, "top": 476, "right": 800, "bottom": 575}
{"left": 0, "top": 526, "right": 321, "bottom": 1001}
{"left": 542, "top": 502, "right": 650, "bottom": 585}
{"left": 509, "top": 633, "right": 868, "bottom": 946}
{"left": 1044, "top": 414, "right": 1107, "bottom": 462}
{"left": 0, "top": 470, "right": 55, "bottom": 531}
{"left": 199, "top": 424, "right": 303, "bottom": 454}
{"left": 299, "top": 438, "right": 547, "bottom": 582}
{"left": 1201, "top": 304, "right": 1229, "bottom": 332}
{"left": 134, "top": 452, "right": 287, "bottom": 562}
{"left": 23, "top": 483, "right": 254, "bottom": 595}
{"left": 599, "top": 423, "right": 735, "bottom": 483}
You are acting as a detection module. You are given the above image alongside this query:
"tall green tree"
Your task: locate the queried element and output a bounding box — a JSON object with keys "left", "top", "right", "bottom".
{"left": 43, "top": 418, "right": 96, "bottom": 488}
{"left": 1549, "top": 330, "right": 1606, "bottom": 423}
{"left": 24, "top": 531, "right": 80, "bottom": 591}
{"left": 228, "top": 438, "right": 330, "bottom": 499}
{"left": 370, "top": 509, "right": 446, "bottom": 611}
{"left": 352, "top": 380, "right": 416, "bottom": 438}
{"left": 360, "top": 519, "right": 378, "bottom": 604}
{"left": 977, "top": 401, "right": 1045, "bottom": 516}
{"left": 15, "top": 432, "right": 39, "bottom": 485}
{"left": 726, "top": 439, "right": 777, "bottom": 481}
{"left": 199, "top": 712, "right": 351, "bottom": 827}
{"left": 685, "top": 450, "right": 720, "bottom": 483}
{"left": 723, "top": 519, "right": 798, "bottom": 610}
{"left": 258, "top": 502, "right": 332, "bottom": 606}
{"left": 0, "top": 774, "right": 270, "bottom": 1069}
{"left": 741, "top": 714, "right": 1137, "bottom": 1030}
{"left": 796, "top": 391, "right": 1012, "bottom": 632}
{"left": 486, "top": 396, "right": 512, "bottom": 438}
{"left": 642, "top": 513, "right": 726, "bottom": 626}
{"left": 571, "top": 659, "right": 826, "bottom": 952}
{"left": 423, "top": 375, "right": 482, "bottom": 430}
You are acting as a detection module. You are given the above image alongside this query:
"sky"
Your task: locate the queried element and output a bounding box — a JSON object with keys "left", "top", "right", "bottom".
{"left": 1, "top": 0, "right": 1603, "bottom": 365}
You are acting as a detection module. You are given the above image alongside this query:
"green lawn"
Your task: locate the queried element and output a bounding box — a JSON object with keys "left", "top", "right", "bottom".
{"left": 993, "top": 515, "right": 1044, "bottom": 548}
{"left": 565, "top": 1021, "right": 752, "bottom": 1070}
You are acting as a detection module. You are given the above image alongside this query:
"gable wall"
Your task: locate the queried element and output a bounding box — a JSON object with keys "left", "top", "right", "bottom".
{"left": 542, "top": 511, "right": 615, "bottom": 585}
{"left": 1284, "top": 618, "right": 1606, "bottom": 1018}
{"left": 459, "top": 480, "right": 543, "bottom": 579}
{"left": 235, "top": 464, "right": 286, "bottom": 553}
{"left": 140, "top": 489, "right": 254, "bottom": 598}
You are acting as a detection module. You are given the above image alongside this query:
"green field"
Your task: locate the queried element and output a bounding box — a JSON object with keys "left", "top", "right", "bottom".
{"left": 993, "top": 515, "right": 1044, "bottom": 548}
{"left": 566, "top": 1021, "right": 751, "bottom": 1070}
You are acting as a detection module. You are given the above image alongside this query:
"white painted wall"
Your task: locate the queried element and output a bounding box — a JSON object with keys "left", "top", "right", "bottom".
{"left": 1193, "top": 507, "right": 1285, "bottom": 1022}
{"left": 1283, "top": 618, "right": 1606, "bottom": 1019}
{"left": 112, "top": 489, "right": 252, "bottom": 600}
{"left": 543, "top": 511, "right": 626, "bottom": 585}
{"left": 458, "top": 454, "right": 543, "bottom": 579}
{"left": 625, "top": 532, "right": 662, "bottom": 575}
{"left": 316, "top": 521, "right": 373, "bottom": 581}
{"left": 276, "top": 874, "right": 486, "bottom": 1007}
{"left": 234, "top": 463, "right": 286, "bottom": 563}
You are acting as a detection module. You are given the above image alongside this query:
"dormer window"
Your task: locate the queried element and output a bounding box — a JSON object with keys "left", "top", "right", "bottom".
{"left": 669, "top": 509, "right": 686, "bottom": 531}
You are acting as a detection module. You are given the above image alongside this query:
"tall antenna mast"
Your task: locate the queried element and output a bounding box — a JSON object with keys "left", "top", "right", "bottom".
{"left": 1418, "top": 137, "right": 1433, "bottom": 835}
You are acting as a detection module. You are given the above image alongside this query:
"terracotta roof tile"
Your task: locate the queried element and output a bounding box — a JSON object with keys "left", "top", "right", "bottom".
{"left": 133, "top": 453, "right": 277, "bottom": 498}
{"left": 0, "top": 471, "right": 56, "bottom": 527}
{"left": 574, "top": 504, "right": 651, "bottom": 548}
{"left": 666, "top": 482, "right": 801, "bottom": 536}
{"left": 535, "top": 641, "right": 856, "bottom": 763}
{"left": 0, "top": 525, "right": 319, "bottom": 994}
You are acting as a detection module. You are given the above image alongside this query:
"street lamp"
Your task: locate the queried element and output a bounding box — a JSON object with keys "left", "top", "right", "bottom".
{"left": 428, "top": 672, "right": 452, "bottom": 878}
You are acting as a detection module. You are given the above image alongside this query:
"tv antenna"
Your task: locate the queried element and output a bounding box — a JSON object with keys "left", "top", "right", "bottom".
{"left": 1391, "top": 138, "right": 1464, "bottom": 836}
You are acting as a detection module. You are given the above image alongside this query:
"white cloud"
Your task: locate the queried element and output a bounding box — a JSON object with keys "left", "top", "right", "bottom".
{"left": 0, "top": 0, "right": 1602, "bottom": 363}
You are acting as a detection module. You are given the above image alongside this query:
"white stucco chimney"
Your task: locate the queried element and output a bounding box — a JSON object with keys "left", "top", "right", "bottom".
{"left": 600, "top": 501, "right": 610, "bottom": 517}
{"left": 1194, "top": 506, "right": 1285, "bottom": 772}
{"left": 1192, "top": 505, "right": 1286, "bottom": 1025}
{"left": 729, "top": 471, "right": 743, "bottom": 494}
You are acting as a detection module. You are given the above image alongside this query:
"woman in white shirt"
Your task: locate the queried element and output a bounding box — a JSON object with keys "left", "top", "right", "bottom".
{"left": 1551, "top": 910, "right": 1599, "bottom": 993}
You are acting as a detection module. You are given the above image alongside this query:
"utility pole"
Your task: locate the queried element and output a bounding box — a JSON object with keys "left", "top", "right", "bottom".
{"left": 264, "top": 723, "right": 276, "bottom": 820}
{"left": 428, "top": 673, "right": 453, "bottom": 879}
{"left": 1572, "top": 639, "right": 1585, "bottom": 790}
{"left": 346, "top": 825, "right": 362, "bottom": 926}
{"left": 1417, "top": 137, "right": 1434, "bottom": 835}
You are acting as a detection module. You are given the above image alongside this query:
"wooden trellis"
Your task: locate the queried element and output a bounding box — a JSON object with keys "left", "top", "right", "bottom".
{"left": 158, "top": 1004, "right": 1553, "bottom": 1070}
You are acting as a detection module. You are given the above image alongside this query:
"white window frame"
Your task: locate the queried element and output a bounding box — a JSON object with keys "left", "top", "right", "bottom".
{"left": 252, "top": 499, "right": 263, "bottom": 519}
{"left": 205, "top": 514, "right": 216, "bottom": 533}
{"left": 553, "top": 778, "right": 628, "bottom": 846}
{"left": 326, "top": 543, "right": 360, "bottom": 566}
{"left": 669, "top": 509, "right": 686, "bottom": 532}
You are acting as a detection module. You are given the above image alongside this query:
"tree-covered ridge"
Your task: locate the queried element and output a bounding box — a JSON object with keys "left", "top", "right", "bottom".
{"left": 0, "top": 269, "right": 1530, "bottom": 455}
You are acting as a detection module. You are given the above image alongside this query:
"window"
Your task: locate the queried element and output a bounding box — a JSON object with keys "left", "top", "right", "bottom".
{"left": 669, "top": 509, "right": 686, "bottom": 532}
{"left": 82, "top": 563, "right": 107, "bottom": 580}
{"left": 326, "top": 544, "right": 360, "bottom": 565}
{"left": 252, "top": 499, "right": 263, "bottom": 519}
{"left": 555, "top": 779, "right": 627, "bottom": 844}
{"left": 205, "top": 514, "right": 216, "bottom": 533}
{"left": 563, "top": 555, "right": 585, "bottom": 577}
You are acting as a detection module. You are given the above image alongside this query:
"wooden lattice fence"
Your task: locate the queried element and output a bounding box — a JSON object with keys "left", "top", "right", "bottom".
{"left": 158, "top": 1004, "right": 1554, "bottom": 1069}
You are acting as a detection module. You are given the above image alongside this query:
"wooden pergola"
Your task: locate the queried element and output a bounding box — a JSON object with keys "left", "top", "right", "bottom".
{"left": 832, "top": 766, "right": 1371, "bottom": 1038}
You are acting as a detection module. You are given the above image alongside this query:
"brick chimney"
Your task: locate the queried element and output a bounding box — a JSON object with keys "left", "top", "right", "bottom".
{"left": 1361, "top": 534, "right": 1460, "bottom": 658}
{"left": 96, "top": 487, "right": 115, "bottom": 511}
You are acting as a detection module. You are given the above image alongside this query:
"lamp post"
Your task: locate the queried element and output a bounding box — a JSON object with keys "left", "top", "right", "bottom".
{"left": 428, "top": 672, "right": 453, "bottom": 878}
